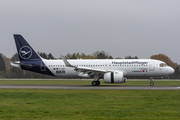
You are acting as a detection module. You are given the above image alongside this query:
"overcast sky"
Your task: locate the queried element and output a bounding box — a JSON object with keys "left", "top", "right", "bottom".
{"left": 0, "top": 0, "right": 180, "bottom": 63}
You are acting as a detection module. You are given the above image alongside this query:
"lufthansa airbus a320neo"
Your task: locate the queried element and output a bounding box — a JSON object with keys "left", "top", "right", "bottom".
{"left": 11, "top": 35, "right": 174, "bottom": 86}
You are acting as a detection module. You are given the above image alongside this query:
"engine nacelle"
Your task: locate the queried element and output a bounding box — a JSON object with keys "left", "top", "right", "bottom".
{"left": 104, "top": 72, "right": 126, "bottom": 83}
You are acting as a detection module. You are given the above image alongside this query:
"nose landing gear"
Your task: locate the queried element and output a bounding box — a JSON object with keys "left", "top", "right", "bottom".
{"left": 150, "top": 77, "right": 154, "bottom": 86}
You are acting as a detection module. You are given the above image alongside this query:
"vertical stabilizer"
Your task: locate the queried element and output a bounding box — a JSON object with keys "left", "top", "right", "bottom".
{"left": 13, "top": 34, "right": 41, "bottom": 61}
{"left": 13, "top": 34, "right": 54, "bottom": 76}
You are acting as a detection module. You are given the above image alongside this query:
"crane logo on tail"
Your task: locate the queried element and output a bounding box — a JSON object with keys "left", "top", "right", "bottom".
{"left": 19, "top": 46, "right": 32, "bottom": 59}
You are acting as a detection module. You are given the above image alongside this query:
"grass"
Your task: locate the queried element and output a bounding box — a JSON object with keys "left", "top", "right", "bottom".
{"left": 0, "top": 79, "right": 180, "bottom": 86}
{"left": 0, "top": 89, "right": 180, "bottom": 120}
{"left": 0, "top": 79, "right": 180, "bottom": 119}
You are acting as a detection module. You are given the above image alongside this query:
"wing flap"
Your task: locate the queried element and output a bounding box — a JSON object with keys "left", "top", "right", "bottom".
{"left": 74, "top": 66, "right": 108, "bottom": 73}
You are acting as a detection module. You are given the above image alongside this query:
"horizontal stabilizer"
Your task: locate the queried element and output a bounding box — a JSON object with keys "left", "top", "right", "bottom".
{"left": 11, "top": 61, "right": 31, "bottom": 68}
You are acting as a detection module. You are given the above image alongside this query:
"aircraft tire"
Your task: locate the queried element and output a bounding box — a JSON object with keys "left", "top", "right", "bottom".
{"left": 92, "top": 81, "right": 97, "bottom": 86}
{"left": 97, "top": 81, "right": 100, "bottom": 86}
{"left": 150, "top": 82, "right": 154, "bottom": 86}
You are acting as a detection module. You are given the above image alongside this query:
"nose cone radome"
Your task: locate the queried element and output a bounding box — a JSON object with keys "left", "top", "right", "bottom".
{"left": 169, "top": 67, "right": 175, "bottom": 75}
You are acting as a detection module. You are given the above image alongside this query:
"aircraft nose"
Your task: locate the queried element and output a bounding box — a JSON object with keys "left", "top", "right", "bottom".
{"left": 169, "top": 67, "right": 175, "bottom": 75}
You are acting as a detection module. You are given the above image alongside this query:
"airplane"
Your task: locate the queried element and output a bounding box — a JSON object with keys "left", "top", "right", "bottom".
{"left": 11, "top": 34, "right": 175, "bottom": 86}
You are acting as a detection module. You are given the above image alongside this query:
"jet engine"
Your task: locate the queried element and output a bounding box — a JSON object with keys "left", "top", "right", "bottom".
{"left": 104, "top": 72, "right": 126, "bottom": 83}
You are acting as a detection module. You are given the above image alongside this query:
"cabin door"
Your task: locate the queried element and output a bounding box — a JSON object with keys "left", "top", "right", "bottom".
{"left": 149, "top": 61, "right": 155, "bottom": 71}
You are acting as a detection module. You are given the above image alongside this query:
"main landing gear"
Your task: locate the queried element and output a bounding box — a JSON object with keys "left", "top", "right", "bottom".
{"left": 150, "top": 77, "right": 154, "bottom": 86}
{"left": 92, "top": 75, "right": 100, "bottom": 86}
{"left": 92, "top": 81, "right": 100, "bottom": 86}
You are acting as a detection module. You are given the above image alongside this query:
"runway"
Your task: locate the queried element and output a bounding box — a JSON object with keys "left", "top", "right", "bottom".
{"left": 0, "top": 85, "right": 180, "bottom": 90}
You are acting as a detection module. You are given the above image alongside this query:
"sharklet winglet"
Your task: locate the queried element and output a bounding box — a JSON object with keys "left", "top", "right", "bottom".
{"left": 61, "top": 55, "right": 75, "bottom": 67}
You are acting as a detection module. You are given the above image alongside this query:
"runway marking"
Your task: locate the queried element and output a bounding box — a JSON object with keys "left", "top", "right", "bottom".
{"left": 177, "top": 87, "right": 180, "bottom": 89}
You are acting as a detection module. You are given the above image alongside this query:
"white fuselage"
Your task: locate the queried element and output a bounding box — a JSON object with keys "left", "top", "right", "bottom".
{"left": 42, "top": 59, "right": 174, "bottom": 78}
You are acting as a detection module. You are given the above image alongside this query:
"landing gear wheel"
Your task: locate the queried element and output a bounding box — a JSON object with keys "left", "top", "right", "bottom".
{"left": 150, "top": 82, "right": 154, "bottom": 86}
{"left": 150, "top": 77, "right": 154, "bottom": 86}
{"left": 92, "top": 81, "right": 97, "bottom": 86}
{"left": 92, "top": 81, "right": 100, "bottom": 86}
{"left": 97, "top": 81, "right": 100, "bottom": 86}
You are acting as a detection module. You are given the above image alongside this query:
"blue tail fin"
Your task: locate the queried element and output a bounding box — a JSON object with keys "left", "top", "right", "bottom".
{"left": 13, "top": 34, "right": 41, "bottom": 61}
{"left": 13, "top": 34, "right": 54, "bottom": 76}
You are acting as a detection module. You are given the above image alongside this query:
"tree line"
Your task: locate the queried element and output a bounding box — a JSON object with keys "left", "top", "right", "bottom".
{"left": 0, "top": 51, "right": 179, "bottom": 79}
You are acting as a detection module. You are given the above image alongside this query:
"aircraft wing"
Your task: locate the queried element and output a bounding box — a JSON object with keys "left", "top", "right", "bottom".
{"left": 74, "top": 66, "right": 108, "bottom": 73}
{"left": 61, "top": 55, "right": 110, "bottom": 77}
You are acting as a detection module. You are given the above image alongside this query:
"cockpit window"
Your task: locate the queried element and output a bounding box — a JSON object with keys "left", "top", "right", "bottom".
{"left": 159, "top": 63, "right": 167, "bottom": 67}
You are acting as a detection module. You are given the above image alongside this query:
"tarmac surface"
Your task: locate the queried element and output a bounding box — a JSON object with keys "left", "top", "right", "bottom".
{"left": 0, "top": 85, "right": 180, "bottom": 90}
